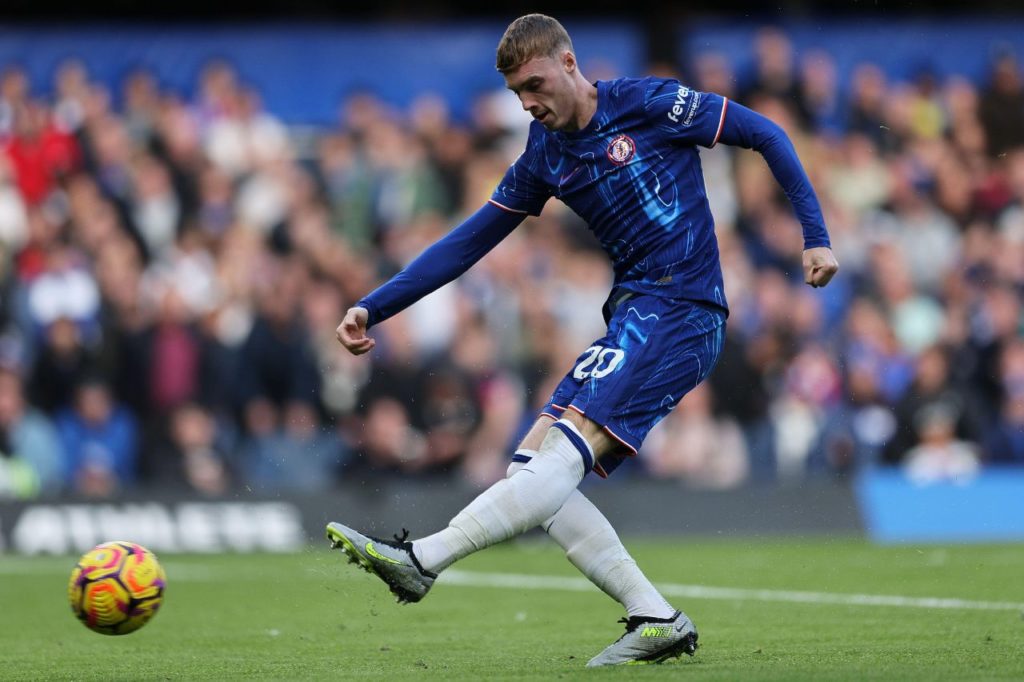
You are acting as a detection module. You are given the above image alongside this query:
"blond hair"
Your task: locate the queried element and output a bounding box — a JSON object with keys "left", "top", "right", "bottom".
{"left": 495, "top": 14, "right": 574, "bottom": 74}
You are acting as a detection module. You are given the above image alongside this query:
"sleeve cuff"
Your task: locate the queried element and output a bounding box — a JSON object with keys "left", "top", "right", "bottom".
{"left": 357, "top": 298, "right": 381, "bottom": 328}
{"left": 487, "top": 198, "right": 531, "bottom": 215}
{"left": 709, "top": 97, "right": 729, "bottom": 148}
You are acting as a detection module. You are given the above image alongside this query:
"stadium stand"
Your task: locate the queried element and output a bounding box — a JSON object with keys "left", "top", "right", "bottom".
{"left": 1, "top": 20, "right": 1023, "bottom": 499}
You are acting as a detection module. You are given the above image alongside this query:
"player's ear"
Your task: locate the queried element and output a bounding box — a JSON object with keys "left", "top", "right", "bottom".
{"left": 562, "top": 50, "right": 576, "bottom": 74}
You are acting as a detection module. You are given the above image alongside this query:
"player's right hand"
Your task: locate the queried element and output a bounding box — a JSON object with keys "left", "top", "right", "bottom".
{"left": 336, "top": 306, "right": 375, "bottom": 355}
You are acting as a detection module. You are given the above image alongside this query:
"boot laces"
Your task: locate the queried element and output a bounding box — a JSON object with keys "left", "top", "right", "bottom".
{"left": 619, "top": 616, "right": 645, "bottom": 633}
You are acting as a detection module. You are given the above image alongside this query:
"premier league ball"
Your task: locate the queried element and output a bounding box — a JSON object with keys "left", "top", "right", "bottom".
{"left": 68, "top": 541, "right": 167, "bottom": 635}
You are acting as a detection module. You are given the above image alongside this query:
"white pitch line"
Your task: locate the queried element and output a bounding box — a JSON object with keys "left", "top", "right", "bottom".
{"left": 440, "top": 570, "right": 1024, "bottom": 613}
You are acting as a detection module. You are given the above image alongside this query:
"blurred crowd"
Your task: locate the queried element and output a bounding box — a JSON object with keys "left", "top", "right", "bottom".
{"left": 1, "top": 27, "right": 1024, "bottom": 500}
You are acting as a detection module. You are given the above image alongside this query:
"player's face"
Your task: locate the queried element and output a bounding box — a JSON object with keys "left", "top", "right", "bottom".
{"left": 504, "top": 54, "right": 578, "bottom": 131}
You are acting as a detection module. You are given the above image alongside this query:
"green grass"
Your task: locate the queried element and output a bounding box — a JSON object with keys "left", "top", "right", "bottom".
{"left": 1, "top": 538, "right": 1023, "bottom": 680}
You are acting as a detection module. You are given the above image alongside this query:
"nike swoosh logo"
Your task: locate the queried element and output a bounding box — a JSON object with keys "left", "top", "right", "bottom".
{"left": 365, "top": 542, "right": 404, "bottom": 565}
{"left": 559, "top": 166, "right": 582, "bottom": 184}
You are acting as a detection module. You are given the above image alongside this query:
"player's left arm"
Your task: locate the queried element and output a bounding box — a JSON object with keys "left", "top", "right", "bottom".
{"left": 716, "top": 102, "right": 839, "bottom": 288}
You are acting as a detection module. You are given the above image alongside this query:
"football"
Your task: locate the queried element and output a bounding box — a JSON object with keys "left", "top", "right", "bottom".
{"left": 67, "top": 541, "right": 167, "bottom": 635}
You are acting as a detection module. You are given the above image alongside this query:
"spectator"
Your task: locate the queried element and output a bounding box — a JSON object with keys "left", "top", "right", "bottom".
{"left": 0, "top": 65, "right": 29, "bottom": 139}
{"left": 0, "top": 242, "right": 24, "bottom": 344}
{"left": 129, "top": 154, "right": 182, "bottom": 259}
{"left": 236, "top": 258, "right": 320, "bottom": 413}
{"left": 0, "top": 155, "right": 28, "bottom": 249}
{"left": 26, "top": 240, "right": 101, "bottom": 334}
{"left": 741, "top": 28, "right": 811, "bottom": 129}
{"left": 149, "top": 402, "right": 232, "bottom": 494}
{"left": 903, "top": 403, "right": 980, "bottom": 484}
{"left": 984, "top": 339, "right": 1024, "bottom": 464}
{"left": 644, "top": 384, "right": 749, "bottom": 488}
{"left": 29, "top": 316, "right": 104, "bottom": 412}
{"left": 450, "top": 315, "right": 526, "bottom": 486}
{"left": 772, "top": 345, "right": 842, "bottom": 479}
{"left": 799, "top": 49, "right": 841, "bottom": 133}
{"left": 55, "top": 376, "right": 138, "bottom": 497}
{"left": 1, "top": 99, "right": 80, "bottom": 206}
{"left": 0, "top": 366, "right": 63, "bottom": 497}
{"left": 349, "top": 396, "right": 427, "bottom": 476}
{"left": 143, "top": 274, "right": 205, "bottom": 414}
{"left": 710, "top": 333, "right": 776, "bottom": 482}
{"left": 846, "top": 64, "right": 889, "bottom": 148}
{"left": 979, "top": 52, "right": 1024, "bottom": 158}
{"left": 811, "top": 364, "right": 896, "bottom": 476}
{"left": 239, "top": 400, "right": 347, "bottom": 491}
{"left": 984, "top": 393, "right": 1024, "bottom": 465}
{"left": 884, "top": 345, "right": 979, "bottom": 465}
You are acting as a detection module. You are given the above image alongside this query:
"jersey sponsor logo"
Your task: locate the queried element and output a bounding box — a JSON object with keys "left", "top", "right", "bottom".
{"left": 667, "top": 85, "right": 701, "bottom": 126}
{"left": 666, "top": 85, "right": 690, "bottom": 122}
{"left": 606, "top": 134, "right": 635, "bottom": 165}
{"left": 684, "top": 91, "right": 702, "bottom": 126}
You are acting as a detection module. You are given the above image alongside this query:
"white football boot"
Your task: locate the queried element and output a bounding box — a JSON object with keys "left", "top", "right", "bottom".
{"left": 586, "top": 610, "right": 698, "bottom": 666}
{"left": 326, "top": 521, "right": 437, "bottom": 604}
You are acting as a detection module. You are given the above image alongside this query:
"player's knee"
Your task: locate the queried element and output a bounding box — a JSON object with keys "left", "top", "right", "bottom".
{"left": 506, "top": 449, "right": 539, "bottom": 478}
{"left": 547, "top": 413, "right": 617, "bottom": 461}
{"left": 538, "top": 418, "right": 596, "bottom": 477}
{"left": 518, "top": 417, "right": 553, "bottom": 452}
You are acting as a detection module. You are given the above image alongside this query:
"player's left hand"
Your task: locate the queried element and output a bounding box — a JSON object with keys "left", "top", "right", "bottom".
{"left": 802, "top": 246, "right": 839, "bottom": 288}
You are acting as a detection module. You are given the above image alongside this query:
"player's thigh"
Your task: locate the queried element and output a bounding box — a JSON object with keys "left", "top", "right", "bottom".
{"left": 517, "top": 417, "right": 554, "bottom": 452}
{"left": 517, "top": 413, "right": 617, "bottom": 457}
{"left": 565, "top": 296, "right": 726, "bottom": 471}
{"left": 527, "top": 295, "right": 725, "bottom": 474}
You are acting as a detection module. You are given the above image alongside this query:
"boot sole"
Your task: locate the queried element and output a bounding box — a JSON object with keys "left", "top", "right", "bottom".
{"left": 626, "top": 631, "right": 699, "bottom": 665}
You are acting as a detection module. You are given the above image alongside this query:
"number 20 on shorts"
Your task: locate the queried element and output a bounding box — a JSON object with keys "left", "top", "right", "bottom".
{"left": 573, "top": 346, "right": 626, "bottom": 380}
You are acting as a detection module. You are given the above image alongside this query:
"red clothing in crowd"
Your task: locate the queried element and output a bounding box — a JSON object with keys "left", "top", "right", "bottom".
{"left": 2, "top": 124, "right": 80, "bottom": 205}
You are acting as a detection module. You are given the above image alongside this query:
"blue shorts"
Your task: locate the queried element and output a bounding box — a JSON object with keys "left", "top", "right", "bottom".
{"left": 540, "top": 291, "right": 726, "bottom": 477}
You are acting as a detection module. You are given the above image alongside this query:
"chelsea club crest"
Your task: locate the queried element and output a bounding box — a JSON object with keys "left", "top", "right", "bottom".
{"left": 606, "top": 134, "right": 635, "bottom": 165}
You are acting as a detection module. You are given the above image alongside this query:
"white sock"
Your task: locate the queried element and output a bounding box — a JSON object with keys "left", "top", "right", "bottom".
{"left": 413, "top": 420, "right": 590, "bottom": 573}
{"left": 548, "top": 491, "right": 675, "bottom": 619}
{"left": 509, "top": 452, "right": 675, "bottom": 619}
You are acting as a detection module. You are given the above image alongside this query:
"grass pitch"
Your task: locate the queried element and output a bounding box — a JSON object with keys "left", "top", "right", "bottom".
{"left": 1, "top": 537, "right": 1022, "bottom": 680}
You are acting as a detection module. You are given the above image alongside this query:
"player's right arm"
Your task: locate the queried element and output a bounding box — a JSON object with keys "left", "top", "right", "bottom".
{"left": 335, "top": 203, "right": 525, "bottom": 354}
{"left": 337, "top": 133, "right": 551, "bottom": 355}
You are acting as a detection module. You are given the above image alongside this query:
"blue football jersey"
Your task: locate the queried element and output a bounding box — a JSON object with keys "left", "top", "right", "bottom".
{"left": 490, "top": 77, "right": 730, "bottom": 312}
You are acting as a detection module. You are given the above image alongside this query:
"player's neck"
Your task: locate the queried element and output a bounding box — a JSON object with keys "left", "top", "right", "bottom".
{"left": 567, "top": 77, "right": 598, "bottom": 132}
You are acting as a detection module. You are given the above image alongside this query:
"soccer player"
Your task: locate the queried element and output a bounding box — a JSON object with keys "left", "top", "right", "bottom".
{"left": 328, "top": 14, "right": 838, "bottom": 666}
